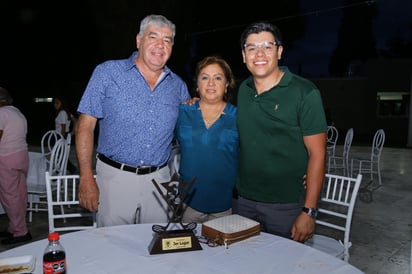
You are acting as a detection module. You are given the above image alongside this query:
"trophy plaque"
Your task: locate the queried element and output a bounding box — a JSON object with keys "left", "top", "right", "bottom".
{"left": 148, "top": 173, "right": 202, "bottom": 254}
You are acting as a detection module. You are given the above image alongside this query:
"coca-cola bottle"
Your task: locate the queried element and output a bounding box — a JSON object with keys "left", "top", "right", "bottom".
{"left": 43, "top": 232, "right": 66, "bottom": 274}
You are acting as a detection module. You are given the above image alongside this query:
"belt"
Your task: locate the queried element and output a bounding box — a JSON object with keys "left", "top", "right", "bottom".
{"left": 97, "top": 154, "right": 167, "bottom": 175}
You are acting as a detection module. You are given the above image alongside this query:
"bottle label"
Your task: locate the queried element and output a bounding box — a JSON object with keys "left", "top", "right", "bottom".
{"left": 43, "top": 258, "right": 66, "bottom": 274}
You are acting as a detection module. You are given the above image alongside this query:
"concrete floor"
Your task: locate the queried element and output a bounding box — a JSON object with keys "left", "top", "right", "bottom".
{"left": 347, "top": 145, "right": 412, "bottom": 274}
{"left": 0, "top": 145, "right": 411, "bottom": 274}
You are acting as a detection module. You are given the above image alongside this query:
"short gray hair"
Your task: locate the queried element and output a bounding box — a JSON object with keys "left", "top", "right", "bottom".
{"left": 138, "top": 14, "right": 176, "bottom": 43}
{"left": 0, "top": 87, "right": 13, "bottom": 104}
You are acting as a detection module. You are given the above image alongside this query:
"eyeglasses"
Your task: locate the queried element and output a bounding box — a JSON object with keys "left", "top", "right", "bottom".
{"left": 197, "top": 236, "right": 219, "bottom": 247}
{"left": 243, "top": 41, "right": 278, "bottom": 56}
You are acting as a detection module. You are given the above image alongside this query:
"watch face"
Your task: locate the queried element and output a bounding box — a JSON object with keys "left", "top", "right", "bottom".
{"left": 308, "top": 209, "right": 317, "bottom": 217}
{"left": 303, "top": 207, "right": 318, "bottom": 218}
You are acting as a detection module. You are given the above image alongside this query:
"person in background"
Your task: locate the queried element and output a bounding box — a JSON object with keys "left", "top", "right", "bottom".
{"left": 76, "top": 14, "right": 191, "bottom": 227}
{"left": 236, "top": 21, "right": 327, "bottom": 242}
{"left": 0, "top": 86, "right": 32, "bottom": 244}
{"left": 53, "top": 95, "right": 77, "bottom": 174}
{"left": 175, "top": 56, "right": 238, "bottom": 223}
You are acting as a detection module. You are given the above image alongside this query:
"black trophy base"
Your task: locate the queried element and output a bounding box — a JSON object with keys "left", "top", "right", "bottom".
{"left": 148, "top": 229, "right": 202, "bottom": 255}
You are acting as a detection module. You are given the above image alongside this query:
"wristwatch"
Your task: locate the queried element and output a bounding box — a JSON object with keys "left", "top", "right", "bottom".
{"left": 302, "top": 207, "right": 318, "bottom": 219}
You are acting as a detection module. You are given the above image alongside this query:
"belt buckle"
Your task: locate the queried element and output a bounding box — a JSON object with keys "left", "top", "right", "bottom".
{"left": 136, "top": 166, "right": 152, "bottom": 175}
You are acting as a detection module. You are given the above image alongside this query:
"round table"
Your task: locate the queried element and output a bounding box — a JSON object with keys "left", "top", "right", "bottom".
{"left": 0, "top": 224, "right": 364, "bottom": 274}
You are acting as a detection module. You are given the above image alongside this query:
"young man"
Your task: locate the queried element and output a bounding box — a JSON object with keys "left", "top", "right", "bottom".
{"left": 236, "top": 21, "right": 327, "bottom": 242}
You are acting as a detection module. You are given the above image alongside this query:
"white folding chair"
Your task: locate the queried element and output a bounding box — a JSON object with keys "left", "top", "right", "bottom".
{"left": 351, "top": 129, "right": 385, "bottom": 186}
{"left": 48, "top": 138, "right": 70, "bottom": 176}
{"left": 45, "top": 171, "right": 97, "bottom": 233}
{"left": 27, "top": 138, "right": 70, "bottom": 222}
{"left": 305, "top": 173, "right": 363, "bottom": 262}
{"left": 41, "top": 130, "right": 64, "bottom": 168}
{"left": 326, "top": 125, "right": 339, "bottom": 159}
{"left": 328, "top": 128, "right": 354, "bottom": 177}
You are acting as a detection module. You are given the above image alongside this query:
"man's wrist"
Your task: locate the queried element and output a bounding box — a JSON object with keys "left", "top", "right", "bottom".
{"left": 302, "top": 207, "right": 318, "bottom": 219}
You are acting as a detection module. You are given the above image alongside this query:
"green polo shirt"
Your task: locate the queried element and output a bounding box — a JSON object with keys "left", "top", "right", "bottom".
{"left": 236, "top": 67, "right": 327, "bottom": 203}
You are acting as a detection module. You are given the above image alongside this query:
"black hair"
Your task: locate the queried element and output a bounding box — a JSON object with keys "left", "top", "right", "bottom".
{"left": 0, "top": 87, "right": 13, "bottom": 104}
{"left": 240, "top": 21, "right": 283, "bottom": 50}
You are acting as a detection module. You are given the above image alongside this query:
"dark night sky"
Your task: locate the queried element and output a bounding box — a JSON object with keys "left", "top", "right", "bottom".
{"left": 1, "top": 0, "right": 411, "bottom": 141}
{"left": 287, "top": 0, "right": 412, "bottom": 76}
{"left": 2, "top": 1, "right": 411, "bottom": 91}
{"left": 0, "top": 1, "right": 303, "bottom": 97}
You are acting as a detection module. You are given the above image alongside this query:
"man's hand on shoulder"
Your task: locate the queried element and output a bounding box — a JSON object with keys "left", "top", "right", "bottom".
{"left": 182, "top": 97, "right": 200, "bottom": 106}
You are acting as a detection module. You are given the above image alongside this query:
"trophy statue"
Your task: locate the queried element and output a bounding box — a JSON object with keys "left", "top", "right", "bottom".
{"left": 148, "top": 173, "right": 202, "bottom": 254}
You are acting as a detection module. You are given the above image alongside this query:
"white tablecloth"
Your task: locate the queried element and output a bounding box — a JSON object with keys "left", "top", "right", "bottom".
{"left": 27, "top": 152, "right": 47, "bottom": 193}
{"left": 0, "top": 224, "right": 364, "bottom": 274}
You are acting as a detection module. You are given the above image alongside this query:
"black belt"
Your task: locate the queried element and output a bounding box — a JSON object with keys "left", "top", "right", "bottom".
{"left": 97, "top": 154, "right": 167, "bottom": 175}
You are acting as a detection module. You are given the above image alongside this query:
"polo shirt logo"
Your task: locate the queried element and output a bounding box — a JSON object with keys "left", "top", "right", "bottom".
{"left": 274, "top": 104, "right": 279, "bottom": 111}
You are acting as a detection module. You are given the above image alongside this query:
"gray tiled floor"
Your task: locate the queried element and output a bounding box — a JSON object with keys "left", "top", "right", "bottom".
{"left": 347, "top": 145, "right": 412, "bottom": 274}
{"left": 0, "top": 145, "right": 411, "bottom": 273}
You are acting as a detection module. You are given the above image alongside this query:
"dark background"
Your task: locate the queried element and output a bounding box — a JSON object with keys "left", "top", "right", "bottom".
{"left": 1, "top": 0, "right": 411, "bottom": 144}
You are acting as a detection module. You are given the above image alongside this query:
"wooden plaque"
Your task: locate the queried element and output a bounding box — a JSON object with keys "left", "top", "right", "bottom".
{"left": 148, "top": 229, "right": 202, "bottom": 255}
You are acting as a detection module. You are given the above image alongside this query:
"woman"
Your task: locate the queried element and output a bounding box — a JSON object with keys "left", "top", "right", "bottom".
{"left": 175, "top": 56, "right": 239, "bottom": 223}
{"left": 53, "top": 96, "right": 76, "bottom": 138}
{"left": 0, "top": 87, "right": 32, "bottom": 244}
{"left": 53, "top": 96, "right": 77, "bottom": 173}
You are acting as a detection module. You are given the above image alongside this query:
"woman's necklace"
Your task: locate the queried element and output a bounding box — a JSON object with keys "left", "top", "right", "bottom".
{"left": 200, "top": 102, "right": 226, "bottom": 129}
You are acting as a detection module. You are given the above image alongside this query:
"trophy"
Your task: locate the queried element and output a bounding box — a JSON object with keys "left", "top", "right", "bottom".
{"left": 148, "top": 173, "right": 202, "bottom": 254}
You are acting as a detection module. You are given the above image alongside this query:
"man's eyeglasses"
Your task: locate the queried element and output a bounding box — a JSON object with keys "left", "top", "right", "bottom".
{"left": 243, "top": 41, "right": 278, "bottom": 56}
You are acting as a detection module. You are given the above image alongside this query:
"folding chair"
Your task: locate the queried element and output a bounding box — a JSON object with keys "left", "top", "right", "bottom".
{"left": 305, "top": 173, "right": 363, "bottom": 262}
{"left": 27, "top": 138, "right": 70, "bottom": 222}
{"left": 45, "top": 171, "right": 97, "bottom": 233}
{"left": 41, "top": 130, "right": 64, "bottom": 168}
{"left": 328, "top": 128, "right": 354, "bottom": 176}
{"left": 326, "top": 125, "right": 339, "bottom": 159}
{"left": 351, "top": 129, "right": 385, "bottom": 186}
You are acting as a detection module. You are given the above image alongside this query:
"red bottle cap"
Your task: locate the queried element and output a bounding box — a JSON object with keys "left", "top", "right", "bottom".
{"left": 48, "top": 232, "right": 60, "bottom": 241}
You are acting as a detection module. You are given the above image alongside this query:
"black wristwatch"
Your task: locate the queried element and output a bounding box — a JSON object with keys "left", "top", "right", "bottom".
{"left": 302, "top": 207, "right": 318, "bottom": 219}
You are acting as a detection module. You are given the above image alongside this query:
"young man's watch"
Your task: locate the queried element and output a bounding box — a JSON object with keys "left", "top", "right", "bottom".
{"left": 302, "top": 207, "right": 318, "bottom": 219}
